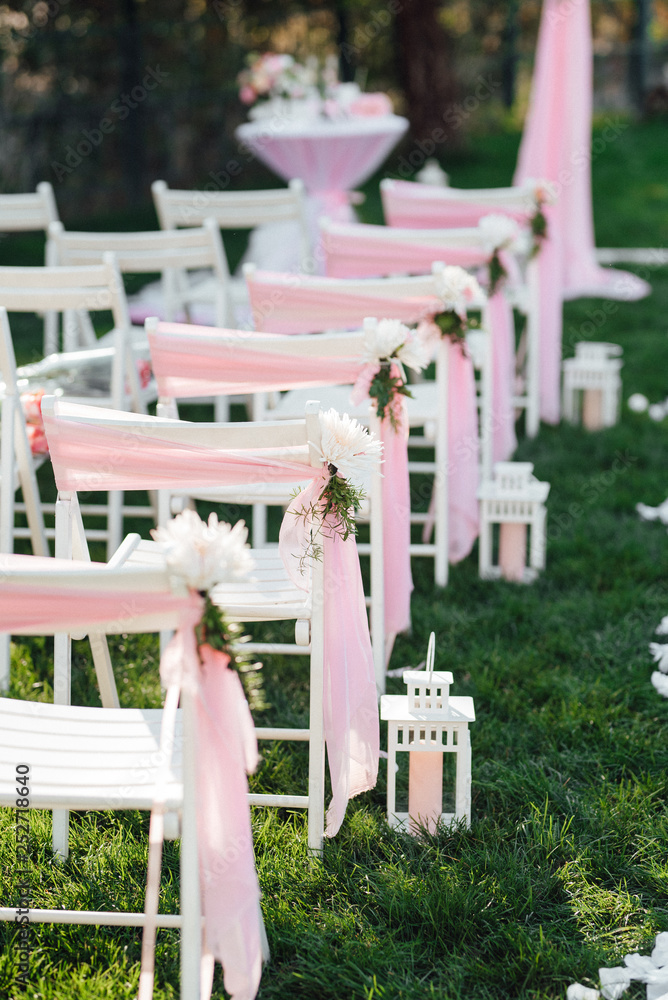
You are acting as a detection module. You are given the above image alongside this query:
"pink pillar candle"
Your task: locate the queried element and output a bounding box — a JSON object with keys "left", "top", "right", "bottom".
{"left": 582, "top": 388, "right": 603, "bottom": 431}
{"left": 408, "top": 750, "right": 443, "bottom": 835}
{"left": 499, "top": 523, "right": 527, "bottom": 582}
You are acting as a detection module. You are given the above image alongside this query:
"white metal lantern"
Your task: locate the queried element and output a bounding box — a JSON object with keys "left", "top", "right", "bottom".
{"left": 562, "top": 341, "right": 623, "bottom": 431}
{"left": 477, "top": 461, "right": 550, "bottom": 583}
{"left": 380, "top": 634, "right": 475, "bottom": 835}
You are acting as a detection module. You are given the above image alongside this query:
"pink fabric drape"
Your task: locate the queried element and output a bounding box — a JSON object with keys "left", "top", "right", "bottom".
{"left": 379, "top": 186, "right": 563, "bottom": 425}
{"left": 445, "top": 338, "right": 480, "bottom": 562}
{"left": 0, "top": 556, "right": 262, "bottom": 1000}
{"left": 149, "top": 322, "right": 412, "bottom": 638}
{"left": 488, "top": 290, "right": 518, "bottom": 462}
{"left": 279, "top": 472, "right": 379, "bottom": 835}
{"left": 322, "top": 222, "right": 488, "bottom": 279}
{"left": 42, "top": 399, "right": 380, "bottom": 835}
{"left": 514, "top": 0, "right": 650, "bottom": 303}
{"left": 246, "top": 272, "right": 441, "bottom": 334}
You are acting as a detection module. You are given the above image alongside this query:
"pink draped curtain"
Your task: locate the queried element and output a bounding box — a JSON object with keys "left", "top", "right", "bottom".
{"left": 514, "top": 0, "right": 650, "bottom": 303}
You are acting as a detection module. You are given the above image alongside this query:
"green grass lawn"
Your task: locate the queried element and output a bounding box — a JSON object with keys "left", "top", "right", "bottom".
{"left": 2, "top": 118, "right": 668, "bottom": 999}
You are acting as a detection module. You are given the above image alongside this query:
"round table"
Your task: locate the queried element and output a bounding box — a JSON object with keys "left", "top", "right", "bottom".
{"left": 235, "top": 114, "right": 409, "bottom": 272}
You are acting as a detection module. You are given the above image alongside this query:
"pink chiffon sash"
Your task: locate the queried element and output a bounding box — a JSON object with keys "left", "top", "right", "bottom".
{"left": 0, "top": 561, "right": 262, "bottom": 1000}
{"left": 488, "top": 290, "right": 518, "bottom": 463}
{"left": 322, "top": 222, "right": 488, "bottom": 279}
{"left": 445, "top": 337, "right": 480, "bottom": 561}
{"left": 246, "top": 272, "right": 441, "bottom": 334}
{"left": 514, "top": 0, "right": 650, "bottom": 304}
{"left": 371, "top": 188, "right": 562, "bottom": 426}
{"left": 42, "top": 400, "right": 380, "bottom": 837}
{"left": 148, "top": 322, "right": 412, "bottom": 637}
{"left": 279, "top": 473, "right": 379, "bottom": 835}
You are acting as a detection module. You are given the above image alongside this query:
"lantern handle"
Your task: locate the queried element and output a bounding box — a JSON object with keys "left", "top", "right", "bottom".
{"left": 426, "top": 631, "right": 436, "bottom": 685}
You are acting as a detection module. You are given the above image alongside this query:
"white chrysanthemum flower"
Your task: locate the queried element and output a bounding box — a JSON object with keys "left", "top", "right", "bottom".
{"left": 652, "top": 671, "right": 668, "bottom": 698}
{"left": 396, "top": 328, "right": 432, "bottom": 372}
{"left": 627, "top": 392, "right": 649, "bottom": 413}
{"left": 434, "top": 266, "right": 483, "bottom": 315}
{"left": 656, "top": 616, "right": 668, "bottom": 635}
{"left": 314, "top": 408, "right": 383, "bottom": 482}
{"left": 478, "top": 214, "right": 521, "bottom": 254}
{"left": 152, "top": 510, "right": 253, "bottom": 593}
{"left": 649, "top": 642, "right": 668, "bottom": 673}
{"left": 363, "top": 319, "right": 431, "bottom": 373}
{"left": 363, "top": 319, "right": 410, "bottom": 364}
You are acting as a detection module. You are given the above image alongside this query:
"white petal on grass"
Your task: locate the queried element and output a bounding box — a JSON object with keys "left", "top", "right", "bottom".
{"left": 151, "top": 510, "right": 253, "bottom": 593}
{"left": 651, "top": 671, "right": 668, "bottom": 697}
{"left": 655, "top": 616, "right": 668, "bottom": 636}
{"left": 627, "top": 393, "right": 649, "bottom": 413}
{"left": 636, "top": 500, "right": 668, "bottom": 524}
{"left": 567, "top": 986, "right": 601, "bottom": 1000}
{"left": 651, "top": 933, "right": 668, "bottom": 968}
{"left": 649, "top": 642, "right": 668, "bottom": 672}
{"left": 648, "top": 403, "right": 666, "bottom": 422}
{"left": 598, "top": 966, "right": 631, "bottom": 999}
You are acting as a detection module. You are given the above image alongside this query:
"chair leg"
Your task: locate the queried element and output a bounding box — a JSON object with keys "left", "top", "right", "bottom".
{"left": 52, "top": 808, "right": 70, "bottom": 862}
{"left": 307, "top": 564, "right": 326, "bottom": 853}
{"left": 180, "top": 691, "right": 202, "bottom": 1000}
{"left": 0, "top": 634, "right": 10, "bottom": 692}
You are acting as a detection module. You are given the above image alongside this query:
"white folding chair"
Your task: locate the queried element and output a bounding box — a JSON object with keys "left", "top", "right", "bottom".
{"left": 146, "top": 318, "right": 396, "bottom": 688}
{"left": 378, "top": 179, "right": 544, "bottom": 436}
{"left": 243, "top": 266, "right": 491, "bottom": 587}
{"left": 0, "top": 182, "right": 61, "bottom": 354}
{"left": 42, "top": 394, "right": 374, "bottom": 853}
{"left": 0, "top": 550, "right": 259, "bottom": 1000}
{"left": 152, "top": 179, "right": 311, "bottom": 324}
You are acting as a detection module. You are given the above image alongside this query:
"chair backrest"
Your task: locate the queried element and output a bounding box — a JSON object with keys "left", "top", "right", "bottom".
{"left": 49, "top": 218, "right": 228, "bottom": 276}
{"left": 320, "top": 218, "right": 494, "bottom": 279}
{"left": 152, "top": 177, "right": 309, "bottom": 231}
{"left": 381, "top": 178, "right": 539, "bottom": 228}
{"left": 0, "top": 257, "right": 135, "bottom": 409}
{"left": 50, "top": 218, "right": 231, "bottom": 329}
{"left": 244, "top": 262, "right": 478, "bottom": 334}
{"left": 0, "top": 182, "right": 59, "bottom": 236}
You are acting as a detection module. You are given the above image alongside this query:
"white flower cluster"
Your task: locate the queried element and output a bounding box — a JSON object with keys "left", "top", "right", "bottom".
{"left": 434, "top": 266, "right": 483, "bottom": 315}
{"left": 636, "top": 498, "right": 668, "bottom": 525}
{"left": 363, "top": 319, "right": 431, "bottom": 373}
{"left": 152, "top": 510, "right": 254, "bottom": 594}
{"left": 314, "top": 408, "right": 383, "bottom": 483}
{"left": 478, "top": 213, "right": 521, "bottom": 255}
{"left": 568, "top": 930, "right": 668, "bottom": 999}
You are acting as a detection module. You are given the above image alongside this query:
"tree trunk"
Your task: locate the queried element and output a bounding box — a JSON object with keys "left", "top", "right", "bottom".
{"left": 394, "top": 0, "right": 460, "bottom": 144}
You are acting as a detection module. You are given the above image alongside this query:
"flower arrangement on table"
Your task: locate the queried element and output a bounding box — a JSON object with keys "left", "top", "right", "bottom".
{"left": 238, "top": 51, "right": 393, "bottom": 121}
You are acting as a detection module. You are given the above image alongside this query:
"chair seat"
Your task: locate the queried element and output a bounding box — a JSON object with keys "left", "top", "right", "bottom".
{"left": 270, "top": 381, "right": 439, "bottom": 428}
{"left": 0, "top": 697, "right": 182, "bottom": 811}
{"left": 127, "top": 540, "right": 311, "bottom": 621}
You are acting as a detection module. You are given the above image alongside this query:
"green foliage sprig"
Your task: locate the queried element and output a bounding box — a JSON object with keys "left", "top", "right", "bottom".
{"left": 368, "top": 361, "right": 412, "bottom": 431}
{"left": 291, "top": 464, "right": 367, "bottom": 571}
{"left": 196, "top": 595, "right": 266, "bottom": 713}
{"left": 530, "top": 205, "right": 548, "bottom": 258}
{"left": 487, "top": 249, "right": 508, "bottom": 297}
